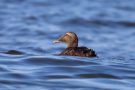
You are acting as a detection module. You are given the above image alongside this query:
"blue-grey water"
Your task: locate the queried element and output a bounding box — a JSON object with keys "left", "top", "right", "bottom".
{"left": 0, "top": 0, "right": 135, "bottom": 90}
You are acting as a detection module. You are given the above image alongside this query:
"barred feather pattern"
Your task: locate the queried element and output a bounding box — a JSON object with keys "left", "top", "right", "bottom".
{"left": 60, "top": 47, "right": 97, "bottom": 57}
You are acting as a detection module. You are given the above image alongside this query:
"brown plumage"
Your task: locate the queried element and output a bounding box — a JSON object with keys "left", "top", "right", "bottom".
{"left": 54, "top": 32, "right": 97, "bottom": 57}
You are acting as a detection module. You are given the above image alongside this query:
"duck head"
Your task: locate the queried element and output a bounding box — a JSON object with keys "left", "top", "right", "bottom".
{"left": 54, "top": 32, "right": 78, "bottom": 48}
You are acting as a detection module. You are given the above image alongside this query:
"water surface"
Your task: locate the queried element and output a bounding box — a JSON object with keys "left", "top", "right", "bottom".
{"left": 0, "top": 0, "right": 135, "bottom": 90}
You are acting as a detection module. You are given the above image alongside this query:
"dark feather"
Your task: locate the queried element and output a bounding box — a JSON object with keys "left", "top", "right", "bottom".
{"left": 60, "top": 47, "right": 97, "bottom": 57}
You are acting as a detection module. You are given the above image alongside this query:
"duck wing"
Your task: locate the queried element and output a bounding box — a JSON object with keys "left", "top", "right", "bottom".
{"left": 60, "top": 47, "right": 97, "bottom": 57}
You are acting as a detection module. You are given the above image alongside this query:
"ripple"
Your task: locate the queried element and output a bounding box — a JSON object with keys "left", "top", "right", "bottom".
{"left": 8, "top": 72, "right": 30, "bottom": 79}
{"left": 45, "top": 75, "right": 72, "bottom": 79}
{"left": 116, "top": 21, "right": 135, "bottom": 27}
{"left": 61, "top": 18, "right": 135, "bottom": 28}
{"left": 24, "top": 56, "right": 97, "bottom": 66}
{"left": 0, "top": 66, "right": 9, "bottom": 72}
{"left": 77, "top": 73, "right": 120, "bottom": 79}
{"left": 4, "top": 50, "right": 24, "bottom": 55}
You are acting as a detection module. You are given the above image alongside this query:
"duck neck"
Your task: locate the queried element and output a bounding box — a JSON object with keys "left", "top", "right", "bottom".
{"left": 67, "top": 43, "right": 78, "bottom": 48}
{"left": 67, "top": 39, "right": 78, "bottom": 48}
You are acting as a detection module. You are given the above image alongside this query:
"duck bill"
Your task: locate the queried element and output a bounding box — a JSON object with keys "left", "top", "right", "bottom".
{"left": 53, "top": 35, "right": 65, "bottom": 43}
{"left": 53, "top": 40, "right": 61, "bottom": 43}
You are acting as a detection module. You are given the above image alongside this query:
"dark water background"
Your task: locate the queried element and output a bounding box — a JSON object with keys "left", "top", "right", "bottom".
{"left": 0, "top": 0, "right": 135, "bottom": 90}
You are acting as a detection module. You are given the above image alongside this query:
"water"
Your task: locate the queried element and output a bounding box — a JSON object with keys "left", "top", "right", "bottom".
{"left": 0, "top": 0, "right": 135, "bottom": 90}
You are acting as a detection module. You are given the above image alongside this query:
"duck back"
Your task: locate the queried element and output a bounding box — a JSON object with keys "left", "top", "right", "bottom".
{"left": 60, "top": 47, "right": 96, "bottom": 57}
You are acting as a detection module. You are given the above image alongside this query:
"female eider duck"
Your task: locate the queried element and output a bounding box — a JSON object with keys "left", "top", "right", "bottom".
{"left": 54, "top": 32, "right": 97, "bottom": 57}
